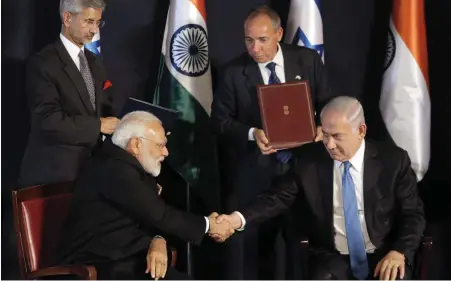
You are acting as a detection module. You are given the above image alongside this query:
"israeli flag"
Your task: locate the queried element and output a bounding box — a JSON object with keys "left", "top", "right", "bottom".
{"left": 285, "top": 0, "right": 325, "bottom": 61}
{"left": 85, "top": 32, "right": 101, "bottom": 55}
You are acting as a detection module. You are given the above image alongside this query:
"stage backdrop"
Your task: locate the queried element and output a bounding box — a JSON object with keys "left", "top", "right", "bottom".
{"left": 2, "top": 0, "right": 450, "bottom": 279}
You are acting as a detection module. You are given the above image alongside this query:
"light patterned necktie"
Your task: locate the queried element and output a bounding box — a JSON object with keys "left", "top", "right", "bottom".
{"left": 78, "top": 50, "right": 96, "bottom": 110}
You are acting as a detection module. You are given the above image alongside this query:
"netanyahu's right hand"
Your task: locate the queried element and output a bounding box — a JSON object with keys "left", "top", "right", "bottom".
{"left": 209, "top": 212, "right": 246, "bottom": 243}
{"left": 216, "top": 212, "right": 243, "bottom": 230}
{"left": 207, "top": 212, "right": 234, "bottom": 242}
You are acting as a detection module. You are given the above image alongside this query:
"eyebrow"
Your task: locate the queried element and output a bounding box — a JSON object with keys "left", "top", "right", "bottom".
{"left": 322, "top": 130, "right": 339, "bottom": 136}
{"left": 244, "top": 36, "right": 268, "bottom": 40}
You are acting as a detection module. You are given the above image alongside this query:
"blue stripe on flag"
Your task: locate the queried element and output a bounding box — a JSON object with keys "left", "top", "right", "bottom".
{"left": 314, "top": 0, "right": 321, "bottom": 10}
{"left": 292, "top": 27, "right": 324, "bottom": 57}
{"left": 85, "top": 40, "right": 101, "bottom": 56}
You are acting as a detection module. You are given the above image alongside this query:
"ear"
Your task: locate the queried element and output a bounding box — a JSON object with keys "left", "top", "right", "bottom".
{"left": 358, "top": 124, "right": 367, "bottom": 139}
{"left": 130, "top": 138, "right": 141, "bottom": 156}
{"left": 277, "top": 27, "right": 284, "bottom": 42}
{"left": 62, "top": 11, "right": 72, "bottom": 27}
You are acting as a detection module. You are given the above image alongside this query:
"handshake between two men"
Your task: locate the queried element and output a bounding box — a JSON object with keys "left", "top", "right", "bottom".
{"left": 207, "top": 212, "right": 243, "bottom": 242}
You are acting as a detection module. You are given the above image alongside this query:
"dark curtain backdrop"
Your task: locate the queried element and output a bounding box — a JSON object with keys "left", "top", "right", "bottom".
{"left": 2, "top": 0, "right": 450, "bottom": 279}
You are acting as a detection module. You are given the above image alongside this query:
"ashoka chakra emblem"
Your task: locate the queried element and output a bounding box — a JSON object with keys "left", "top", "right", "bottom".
{"left": 170, "top": 24, "right": 209, "bottom": 77}
{"left": 384, "top": 29, "right": 396, "bottom": 71}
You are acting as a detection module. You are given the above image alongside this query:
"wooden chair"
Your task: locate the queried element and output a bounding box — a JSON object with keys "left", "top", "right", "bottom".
{"left": 416, "top": 235, "right": 434, "bottom": 279}
{"left": 13, "top": 182, "right": 177, "bottom": 280}
{"left": 12, "top": 182, "right": 97, "bottom": 279}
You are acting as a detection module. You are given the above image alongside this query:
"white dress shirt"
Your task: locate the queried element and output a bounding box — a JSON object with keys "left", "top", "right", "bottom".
{"left": 236, "top": 140, "right": 379, "bottom": 244}
{"left": 256, "top": 43, "right": 286, "bottom": 85}
{"left": 333, "top": 140, "right": 376, "bottom": 254}
{"left": 248, "top": 43, "right": 285, "bottom": 140}
{"left": 60, "top": 33, "right": 84, "bottom": 71}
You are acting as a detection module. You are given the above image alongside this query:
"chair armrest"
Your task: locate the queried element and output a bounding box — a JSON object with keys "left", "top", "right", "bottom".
{"left": 421, "top": 236, "right": 433, "bottom": 250}
{"left": 27, "top": 265, "right": 97, "bottom": 280}
{"left": 169, "top": 247, "right": 177, "bottom": 268}
{"left": 300, "top": 236, "right": 309, "bottom": 250}
{"left": 418, "top": 236, "right": 433, "bottom": 280}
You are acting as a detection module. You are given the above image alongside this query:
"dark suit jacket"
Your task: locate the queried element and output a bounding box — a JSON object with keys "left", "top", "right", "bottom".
{"left": 58, "top": 139, "right": 206, "bottom": 264}
{"left": 241, "top": 141, "right": 426, "bottom": 261}
{"left": 211, "top": 43, "right": 332, "bottom": 206}
{"left": 18, "top": 38, "right": 115, "bottom": 187}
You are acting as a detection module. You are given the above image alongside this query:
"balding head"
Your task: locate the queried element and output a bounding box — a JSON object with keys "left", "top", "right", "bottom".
{"left": 320, "top": 96, "right": 366, "bottom": 162}
{"left": 112, "top": 111, "right": 169, "bottom": 176}
{"left": 320, "top": 96, "right": 365, "bottom": 130}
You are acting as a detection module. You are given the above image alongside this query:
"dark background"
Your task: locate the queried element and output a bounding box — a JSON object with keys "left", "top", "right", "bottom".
{"left": 2, "top": 0, "right": 450, "bottom": 279}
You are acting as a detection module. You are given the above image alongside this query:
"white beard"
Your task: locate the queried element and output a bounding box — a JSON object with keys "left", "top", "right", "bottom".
{"left": 138, "top": 144, "right": 164, "bottom": 177}
{"left": 142, "top": 157, "right": 161, "bottom": 177}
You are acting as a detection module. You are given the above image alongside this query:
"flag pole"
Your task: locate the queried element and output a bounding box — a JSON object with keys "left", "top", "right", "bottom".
{"left": 186, "top": 182, "right": 193, "bottom": 276}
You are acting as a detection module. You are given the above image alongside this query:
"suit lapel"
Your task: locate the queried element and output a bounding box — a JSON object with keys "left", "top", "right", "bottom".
{"left": 363, "top": 142, "right": 381, "bottom": 239}
{"left": 243, "top": 57, "right": 264, "bottom": 125}
{"left": 85, "top": 50, "right": 102, "bottom": 116}
{"left": 243, "top": 57, "right": 264, "bottom": 90}
{"left": 280, "top": 44, "right": 305, "bottom": 83}
{"left": 317, "top": 152, "right": 335, "bottom": 239}
{"left": 55, "top": 39, "right": 95, "bottom": 115}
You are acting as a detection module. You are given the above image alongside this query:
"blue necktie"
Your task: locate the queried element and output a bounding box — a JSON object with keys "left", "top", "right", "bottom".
{"left": 266, "top": 62, "right": 292, "bottom": 164}
{"left": 342, "top": 161, "right": 369, "bottom": 280}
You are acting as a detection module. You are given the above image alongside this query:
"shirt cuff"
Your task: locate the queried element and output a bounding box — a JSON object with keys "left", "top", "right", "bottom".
{"left": 248, "top": 128, "right": 255, "bottom": 141}
{"left": 204, "top": 216, "right": 210, "bottom": 233}
{"left": 233, "top": 211, "right": 246, "bottom": 231}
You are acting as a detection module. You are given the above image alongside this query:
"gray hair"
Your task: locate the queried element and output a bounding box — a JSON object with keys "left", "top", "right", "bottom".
{"left": 112, "top": 111, "right": 161, "bottom": 149}
{"left": 244, "top": 6, "right": 281, "bottom": 30}
{"left": 59, "top": 0, "right": 106, "bottom": 20}
{"left": 320, "top": 96, "right": 365, "bottom": 129}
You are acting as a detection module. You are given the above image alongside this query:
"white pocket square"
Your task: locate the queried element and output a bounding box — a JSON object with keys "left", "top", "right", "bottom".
{"left": 295, "top": 75, "right": 302, "bottom": 80}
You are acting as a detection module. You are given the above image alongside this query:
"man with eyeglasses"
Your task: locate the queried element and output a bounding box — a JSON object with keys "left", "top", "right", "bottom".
{"left": 18, "top": 0, "right": 119, "bottom": 188}
{"left": 58, "top": 111, "right": 234, "bottom": 279}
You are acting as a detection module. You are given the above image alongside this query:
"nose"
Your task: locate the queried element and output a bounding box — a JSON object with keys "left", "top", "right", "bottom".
{"left": 89, "top": 25, "right": 99, "bottom": 34}
{"left": 162, "top": 147, "right": 169, "bottom": 157}
{"left": 325, "top": 137, "right": 336, "bottom": 150}
{"left": 252, "top": 41, "right": 261, "bottom": 53}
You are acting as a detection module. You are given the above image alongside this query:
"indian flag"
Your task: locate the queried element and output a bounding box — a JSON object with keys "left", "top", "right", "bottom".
{"left": 380, "top": 0, "right": 430, "bottom": 181}
{"left": 154, "top": 0, "right": 220, "bottom": 209}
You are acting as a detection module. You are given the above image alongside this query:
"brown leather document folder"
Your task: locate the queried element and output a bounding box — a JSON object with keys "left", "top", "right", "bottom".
{"left": 257, "top": 81, "right": 316, "bottom": 149}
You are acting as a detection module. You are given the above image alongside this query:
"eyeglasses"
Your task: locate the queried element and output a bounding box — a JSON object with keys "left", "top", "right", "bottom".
{"left": 138, "top": 137, "right": 167, "bottom": 151}
{"left": 69, "top": 12, "right": 105, "bottom": 28}
{"left": 82, "top": 19, "right": 105, "bottom": 28}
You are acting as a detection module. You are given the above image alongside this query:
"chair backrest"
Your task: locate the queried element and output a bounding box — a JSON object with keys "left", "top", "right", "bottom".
{"left": 12, "top": 182, "right": 74, "bottom": 278}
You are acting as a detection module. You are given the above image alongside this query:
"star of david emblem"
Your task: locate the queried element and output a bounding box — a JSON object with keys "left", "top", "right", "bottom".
{"left": 292, "top": 27, "right": 324, "bottom": 58}
{"left": 85, "top": 40, "right": 101, "bottom": 56}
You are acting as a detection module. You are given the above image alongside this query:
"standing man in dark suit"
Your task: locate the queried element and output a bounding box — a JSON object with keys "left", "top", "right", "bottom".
{"left": 210, "top": 6, "right": 332, "bottom": 279}
{"left": 18, "top": 0, "right": 119, "bottom": 187}
{"left": 218, "top": 96, "right": 426, "bottom": 280}
{"left": 58, "top": 111, "right": 234, "bottom": 280}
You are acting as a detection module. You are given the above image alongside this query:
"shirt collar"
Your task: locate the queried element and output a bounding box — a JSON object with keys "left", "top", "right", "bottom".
{"left": 60, "top": 33, "right": 84, "bottom": 62}
{"left": 334, "top": 139, "right": 366, "bottom": 172}
{"left": 257, "top": 43, "right": 284, "bottom": 69}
